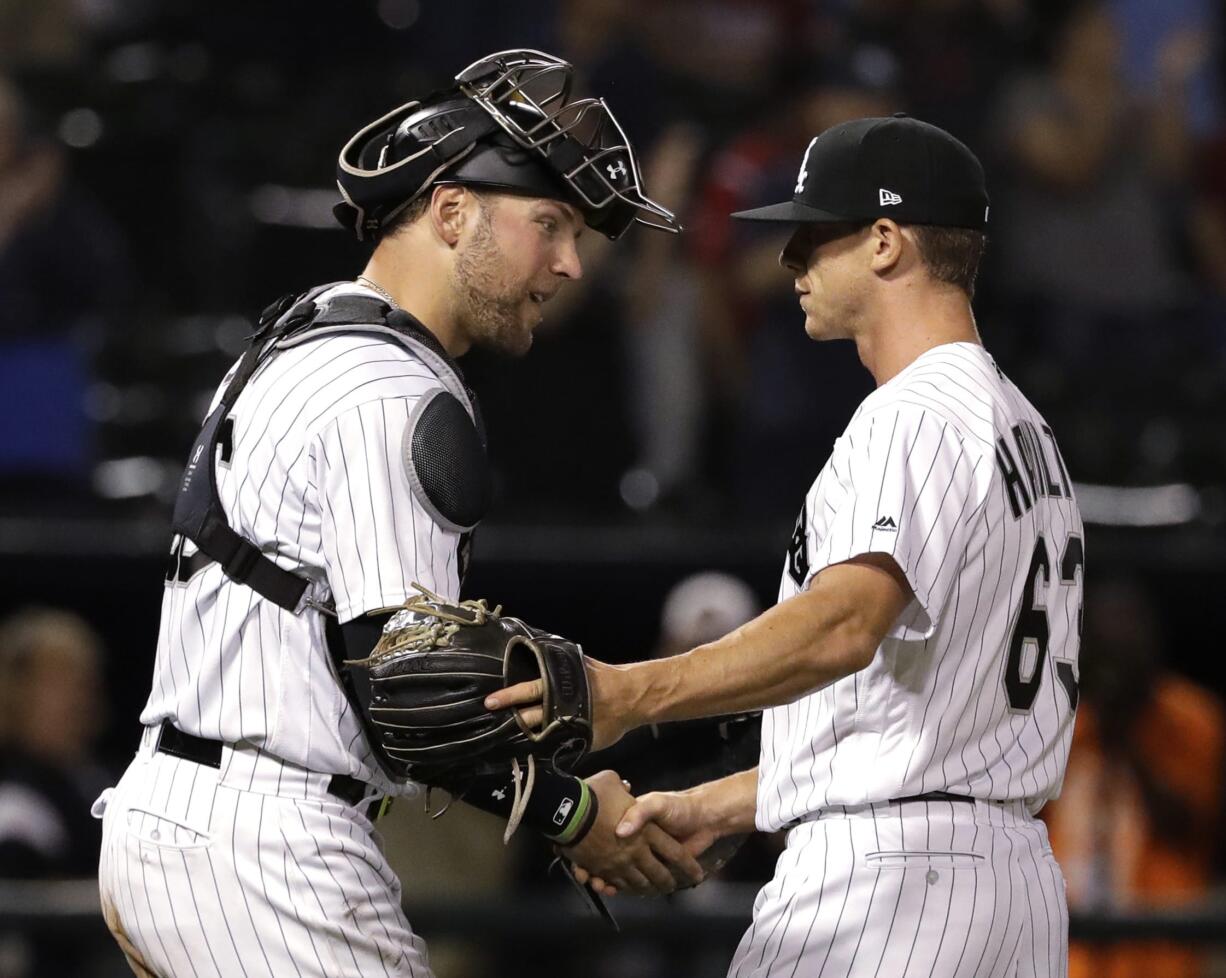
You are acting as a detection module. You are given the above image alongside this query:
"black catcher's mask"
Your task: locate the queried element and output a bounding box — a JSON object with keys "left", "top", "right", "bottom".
{"left": 334, "top": 49, "right": 680, "bottom": 241}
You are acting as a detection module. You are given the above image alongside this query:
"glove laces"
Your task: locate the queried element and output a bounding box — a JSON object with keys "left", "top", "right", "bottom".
{"left": 349, "top": 582, "right": 502, "bottom": 665}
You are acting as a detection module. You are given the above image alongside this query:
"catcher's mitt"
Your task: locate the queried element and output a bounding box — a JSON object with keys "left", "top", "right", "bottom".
{"left": 348, "top": 584, "right": 592, "bottom": 786}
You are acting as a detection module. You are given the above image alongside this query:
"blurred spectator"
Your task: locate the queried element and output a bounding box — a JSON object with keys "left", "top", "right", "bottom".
{"left": 0, "top": 608, "right": 113, "bottom": 977}
{"left": 655, "top": 569, "right": 763, "bottom": 656}
{"left": 1191, "top": 125, "right": 1226, "bottom": 328}
{"left": 691, "top": 46, "right": 898, "bottom": 517}
{"left": 990, "top": 3, "right": 1187, "bottom": 365}
{"left": 1043, "top": 578, "right": 1225, "bottom": 978}
{"left": 0, "top": 0, "right": 84, "bottom": 78}
{"left": 639, "top": 0, "right": 814, "bottom": 139}
{"left": 618, "top": 121, "right": 710, "bottom": 514}
{"left": 1107, "top": 0, "right": 1221, "bottom": 136}
{"left": 0, "top": 76, "right": 129, "bottom": 499}
{"left": 0, "top": 78, "right": 127, "bottom": 340}
{"left": 830, "top": 0, "right": 1031, "bottom": 152}
{"left": 1186, "top": 50, "right": 1226, "bottom": 366}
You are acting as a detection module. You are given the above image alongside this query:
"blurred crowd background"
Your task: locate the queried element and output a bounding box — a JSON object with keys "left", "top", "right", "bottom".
{"left": 2, "top": 0, "right": 1226, "bottom": 975}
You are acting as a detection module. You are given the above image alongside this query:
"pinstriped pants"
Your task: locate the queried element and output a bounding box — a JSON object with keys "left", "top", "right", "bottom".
{"left": 95, "top": 728, "right": 433, "bottom": 978}
{"left": 730, "top": 799, "right": 1068, "bottom": 978}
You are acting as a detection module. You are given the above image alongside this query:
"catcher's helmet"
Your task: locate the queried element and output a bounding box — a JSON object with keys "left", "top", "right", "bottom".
{"left": 334, "top": 49, "right": 680, "bottom": 241}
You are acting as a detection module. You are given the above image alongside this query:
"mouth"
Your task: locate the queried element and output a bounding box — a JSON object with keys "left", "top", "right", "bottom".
{"left": 528, "top": 290, "right": 552, "bottom": 305}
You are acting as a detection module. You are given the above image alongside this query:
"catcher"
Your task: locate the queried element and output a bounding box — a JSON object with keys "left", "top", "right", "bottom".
{"left": 95, "top": 49, "right": 700, "bottom": 978}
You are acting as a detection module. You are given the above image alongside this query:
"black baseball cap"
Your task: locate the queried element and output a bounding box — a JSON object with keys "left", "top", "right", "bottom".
{"left": 732, "top": 114, "right": 989, "bottom": 230}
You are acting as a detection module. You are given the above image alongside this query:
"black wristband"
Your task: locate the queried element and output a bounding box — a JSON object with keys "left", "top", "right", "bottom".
{"left": 443, "top": 764, "right": 592, "bottom": 841}
{"left": 550, "top": 779, "right": 598, "bottom": 847}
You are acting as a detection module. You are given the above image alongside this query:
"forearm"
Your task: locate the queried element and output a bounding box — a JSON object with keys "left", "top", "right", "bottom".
{"left": 688, "top": 767, "right": 759, "bottom": 837}
{"left": 612, "top": 569, "right": 886, "bottom": 726}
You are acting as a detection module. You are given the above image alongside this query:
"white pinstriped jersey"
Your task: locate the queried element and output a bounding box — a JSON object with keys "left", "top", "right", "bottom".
{"left": 140, "top": 284, "right": 462, "bottom": 794}
{"left": 758, "top": 342, "right": 1084, "bottom": 832}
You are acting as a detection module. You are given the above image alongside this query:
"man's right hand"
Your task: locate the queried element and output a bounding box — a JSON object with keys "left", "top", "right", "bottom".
{"left": 573, "top": 768, "right": 760, "bottom": 896}
{"left": 562, "top": 770, "right": 705, "bottom": 895}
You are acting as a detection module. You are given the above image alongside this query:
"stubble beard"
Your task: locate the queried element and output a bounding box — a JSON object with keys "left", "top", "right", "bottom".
{"left": 451, "top": 205, "right": 533, "bottom": 357}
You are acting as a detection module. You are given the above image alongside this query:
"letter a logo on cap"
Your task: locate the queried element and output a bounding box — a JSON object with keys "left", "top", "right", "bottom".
{"left": 879, "top": 188, "right": 902, "bottom": 206}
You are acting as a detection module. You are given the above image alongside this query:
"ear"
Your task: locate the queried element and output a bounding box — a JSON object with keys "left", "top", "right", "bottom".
{"left": 429, "top": 185, "right": 471, "bottom": 247}
{"left": 867, "top": 218, "right": 904, "bottom": 275}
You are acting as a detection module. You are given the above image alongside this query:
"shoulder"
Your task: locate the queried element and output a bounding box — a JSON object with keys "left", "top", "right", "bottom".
{"left": 270, "top": 334, "right": 448, "bottom": 438}
{"left": 844, "top": 400, "right": 978, "bottom": 462}
{"left": 856, "top": 345, "right": 1005, "bottom": 453}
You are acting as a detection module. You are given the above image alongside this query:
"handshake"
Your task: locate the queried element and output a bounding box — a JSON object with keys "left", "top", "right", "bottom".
{"left": 359, "top": 586, "right": 761, "bottom": 896}
{"left": 560, "top": 766, "right": 755, "bottom": 897}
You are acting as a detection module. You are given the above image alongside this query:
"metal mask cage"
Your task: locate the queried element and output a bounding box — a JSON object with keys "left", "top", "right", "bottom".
{"left": 455, "top": 48, "right": 681, "bottom": 236}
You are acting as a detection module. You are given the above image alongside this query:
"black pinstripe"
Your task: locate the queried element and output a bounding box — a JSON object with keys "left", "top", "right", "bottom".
{"left": 204, "top": 844, "right": 253, "bottom": 977}
{"left": 867, "top": 808, "right": 909, "bottom": 978}
{"left": 280, "top": 846, "right": 331, "bottom": 975}
{"left": 281, "top": 820, "right": 361, "bottom": 973}
{"left": 223, "top": 790, "right": 275, "bottom": 976}
{"left": 256, "top": 795, "right": 305, "bottom": 977}
{"left": 786, "top": 837, "right": 830, "bottom": 978}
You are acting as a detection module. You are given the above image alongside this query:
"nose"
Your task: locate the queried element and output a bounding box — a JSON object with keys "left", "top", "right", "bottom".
{"left": 779, "top": 229, "right": 808, "bottom": 275}
{"left": 552, "top": 237, "right": 583, "bottom": 281}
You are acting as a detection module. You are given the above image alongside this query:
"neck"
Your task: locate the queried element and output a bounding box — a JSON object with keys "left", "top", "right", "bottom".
{"left": 854, "top": 285, "right": 981, "bottom": 386}
{"left": 360, "top": 234, "right": 470, "bottom": 357}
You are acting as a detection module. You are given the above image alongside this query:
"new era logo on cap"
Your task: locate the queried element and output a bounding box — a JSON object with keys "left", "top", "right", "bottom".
{"left": 879, "top": 188, "right": 902, "bottom": 206}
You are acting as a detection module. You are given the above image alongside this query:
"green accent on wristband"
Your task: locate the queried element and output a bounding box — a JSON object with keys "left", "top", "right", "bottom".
{"left": 549, "top": 780, "right": 595, "bottom": 847}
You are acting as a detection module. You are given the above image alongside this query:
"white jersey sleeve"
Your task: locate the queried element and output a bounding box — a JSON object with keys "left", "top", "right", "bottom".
{"left": 313, "top": 395, "right": 459, "bottom": 622}
{"left": 805, "top": 405, "right": 991, "bottom": 639}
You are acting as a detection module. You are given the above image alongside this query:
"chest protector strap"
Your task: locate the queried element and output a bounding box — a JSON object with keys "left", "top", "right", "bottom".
{"left": 168, "top": 284, "right": 484, "bottom": 613}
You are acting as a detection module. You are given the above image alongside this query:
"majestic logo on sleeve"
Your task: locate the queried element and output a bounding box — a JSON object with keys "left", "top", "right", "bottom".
{"left": 788, "top": 503, "right": 810, "bottom": 587}
{"left": 872, "top": 515, "right": 897, "bottom": 532}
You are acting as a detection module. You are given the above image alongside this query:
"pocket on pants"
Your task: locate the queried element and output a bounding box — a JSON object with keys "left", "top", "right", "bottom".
{"left": 864, "top": 849, "right": 984, "bottom": 870}
{"left": 125, "top": 807, "right": 213, "bottom": 850}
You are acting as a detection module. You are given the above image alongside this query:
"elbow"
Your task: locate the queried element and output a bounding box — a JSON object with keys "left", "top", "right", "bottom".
{"left": 839, "top": 633, "right": 878, "bottom": 675}
{"left": 797, "top": 627, "right": 879, "bottom": 688}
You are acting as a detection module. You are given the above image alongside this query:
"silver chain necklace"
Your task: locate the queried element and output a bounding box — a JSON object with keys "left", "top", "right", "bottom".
{"left": 356, "top": 275, "right": 398, "bottom": 308}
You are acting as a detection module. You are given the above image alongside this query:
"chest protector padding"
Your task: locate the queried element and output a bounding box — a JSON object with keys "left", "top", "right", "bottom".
{"left": 405, "top": 389, "right": 491, "bottom": 533}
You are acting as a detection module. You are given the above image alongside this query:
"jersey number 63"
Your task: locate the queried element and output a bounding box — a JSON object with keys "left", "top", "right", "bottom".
{"left": 1004, "top": 533, "right": 1084, "bottom": 714}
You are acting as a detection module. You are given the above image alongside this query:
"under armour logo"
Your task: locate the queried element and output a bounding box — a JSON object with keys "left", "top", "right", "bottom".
{"left": 606, "top": 160, "right": 628, "bottom": 181}
{"left": 873, "top": 515, "right": 898, "bottom": 531}
{"left": 879, "top": 188, "right": 902, "bottom": 206}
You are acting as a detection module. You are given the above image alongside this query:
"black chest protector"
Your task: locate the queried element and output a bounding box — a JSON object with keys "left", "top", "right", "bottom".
{"left": 168, "top": 283, "right": 489, "bottom": 615}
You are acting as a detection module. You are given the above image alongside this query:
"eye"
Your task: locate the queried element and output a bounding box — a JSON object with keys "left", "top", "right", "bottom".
{"left": 537, "top": 217, "right": 559, "bottom": 235}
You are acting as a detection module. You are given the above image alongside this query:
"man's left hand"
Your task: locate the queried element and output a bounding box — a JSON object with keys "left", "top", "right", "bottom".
{"left": 487, "top": 657, "right": 634, "bottom": 751}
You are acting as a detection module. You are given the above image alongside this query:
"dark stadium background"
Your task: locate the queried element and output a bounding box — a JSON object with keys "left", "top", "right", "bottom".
{"left": 2, "top": 0, "right": 1226, "bottom": 975}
